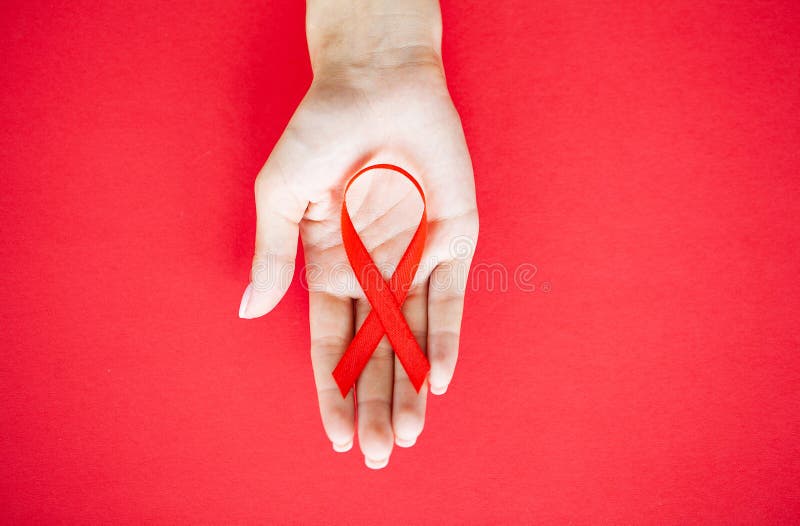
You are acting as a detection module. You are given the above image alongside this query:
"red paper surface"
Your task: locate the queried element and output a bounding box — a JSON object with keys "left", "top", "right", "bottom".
{"left": 2, "top": 1, "right": 799, "bottom": 523}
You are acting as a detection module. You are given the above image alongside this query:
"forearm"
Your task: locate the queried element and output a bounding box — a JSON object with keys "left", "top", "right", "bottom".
{"left": 306, "top": 0, "right": 443, "bottom": 76}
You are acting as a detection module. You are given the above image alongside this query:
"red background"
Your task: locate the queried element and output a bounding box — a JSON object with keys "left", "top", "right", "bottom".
{"left": 2, "top": 0, "right": 799, "bottom": 523}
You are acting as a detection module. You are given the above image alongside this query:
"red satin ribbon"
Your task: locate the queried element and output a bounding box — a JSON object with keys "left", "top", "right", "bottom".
{"left": 332, "top": 164, "right": 430, "bottom": 397}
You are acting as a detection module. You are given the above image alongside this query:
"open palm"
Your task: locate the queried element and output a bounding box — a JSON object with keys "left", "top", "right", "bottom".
{"left": 239, "top": 62, "right": 478, "bottom": 468}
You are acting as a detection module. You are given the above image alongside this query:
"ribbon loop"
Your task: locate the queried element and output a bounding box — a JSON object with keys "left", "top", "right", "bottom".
{"left": 332, "top": 164, "right": 430, "bottom": 396}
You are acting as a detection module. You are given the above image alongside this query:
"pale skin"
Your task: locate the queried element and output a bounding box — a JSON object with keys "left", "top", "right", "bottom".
{"left": 238, "top": 0, "right": 478, "bottom": 469}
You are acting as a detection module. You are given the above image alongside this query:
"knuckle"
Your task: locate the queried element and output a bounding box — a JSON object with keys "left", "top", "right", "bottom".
{"left": 321, "top": 404, "right": 351, "bottom": 427}
{"left": 411, "top": 330, "right": 427, "bottom": 349}
{"left": 372, "top": 343, "right": 394, "bottom": 362}
{"left": 428, "top": 332, "right": 459, "bottom": 365}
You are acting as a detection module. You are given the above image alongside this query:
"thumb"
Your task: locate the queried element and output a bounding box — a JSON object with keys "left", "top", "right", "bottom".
{"left": 239, "top": 155, "right": 308, "bottom": 319}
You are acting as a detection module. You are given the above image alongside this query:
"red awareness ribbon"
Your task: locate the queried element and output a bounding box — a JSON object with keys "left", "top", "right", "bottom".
{"left": 332, "top": 164, "right": 430, "bottom": 397}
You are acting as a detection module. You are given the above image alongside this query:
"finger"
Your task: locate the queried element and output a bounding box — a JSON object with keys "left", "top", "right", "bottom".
{"left": 239, "top": 153, "right": 308, "bottom": 319}
{"left": 392, "top": 285, "right": 428, "bottom": 447}
{"left": 427, "top": 258, "right": 471, "bottom": 395}
{"left": 309, "top": 292, "right": 356, "bottom": 452}
{"left": 354, "top": 298, "right": 394, "bottom": 469}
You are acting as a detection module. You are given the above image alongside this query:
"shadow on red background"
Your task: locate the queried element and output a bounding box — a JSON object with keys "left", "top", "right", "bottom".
{"left": 1, "top": 1, "right": 799, "bottom": 523}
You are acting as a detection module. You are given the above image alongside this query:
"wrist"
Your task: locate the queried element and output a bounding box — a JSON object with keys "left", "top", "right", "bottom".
{"left": 306, "top": 0, "right": 443, "bottom": 79}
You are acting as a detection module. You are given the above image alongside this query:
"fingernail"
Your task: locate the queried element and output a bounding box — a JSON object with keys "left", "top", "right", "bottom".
{"left": 395, "top": 436, "right": 417, "bottom": 448}
{"left": 238, "top": 283, "right": 253, "bottom": 318}
{"left": 365, "top": 456, "right": 389, "bottom": 469}
{"left": 332, "top": 440, "right": 353, "bottom": 453}
{"left": 430, "top": 383, "right": 448, "bottom": 395}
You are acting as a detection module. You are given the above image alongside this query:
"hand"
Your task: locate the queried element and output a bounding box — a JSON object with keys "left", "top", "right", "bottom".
{"left": 238, "top": 1, "right": 478, "bottom": 469}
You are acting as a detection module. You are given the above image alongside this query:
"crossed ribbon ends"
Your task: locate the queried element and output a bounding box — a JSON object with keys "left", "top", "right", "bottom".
{"left": 331, "top": 164, "right": 430, "bottom": 397}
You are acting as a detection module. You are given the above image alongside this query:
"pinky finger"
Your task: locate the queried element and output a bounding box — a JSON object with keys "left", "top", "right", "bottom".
{"left": 427, "top": 259, "right": 471, "bottom": 395}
